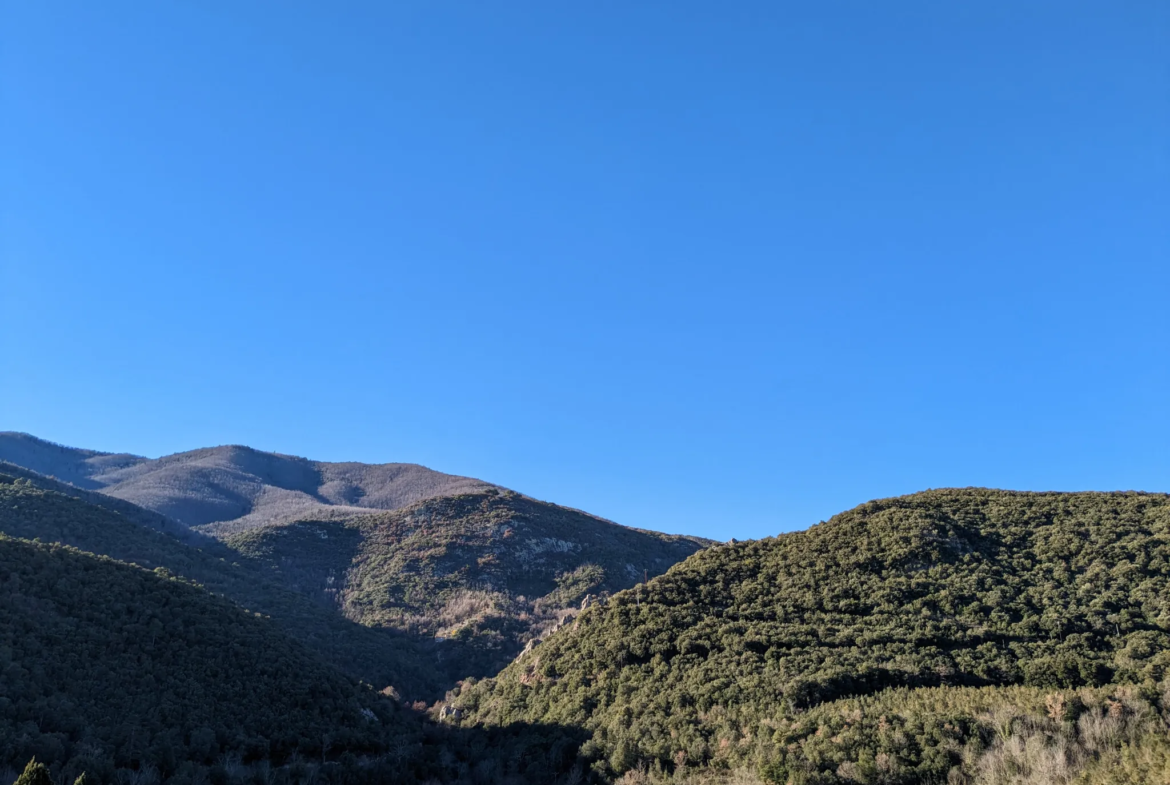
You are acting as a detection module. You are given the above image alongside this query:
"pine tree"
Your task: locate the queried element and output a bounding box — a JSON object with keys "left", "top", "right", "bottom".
{"left": 14, "top": 759, "right": 54, "bottom": 785}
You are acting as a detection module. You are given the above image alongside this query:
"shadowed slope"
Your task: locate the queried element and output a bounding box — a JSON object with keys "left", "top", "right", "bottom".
{"left": 0, "top": 432, "right": 144, "bottom": 490}
{"left": 0, "top": 473, "right": 439, "bottom": 696}
{"left": 0, "top": 534, "right": 409, "bottom": 781}
{"left": 223, "top": 489, "right": 712, "bottom": 684}
{"left": 0, "top": 437, "right": 715, "bottom": 701}
{"left": 0, "top": 459, "right": 220, "bottom": 549}
{"left": 0, "top": 479, "right": 616, "bottom": 784}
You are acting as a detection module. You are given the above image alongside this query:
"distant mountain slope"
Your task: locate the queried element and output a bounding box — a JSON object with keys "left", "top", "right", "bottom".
{"left": 0, "top": 534, "right": 407, "bottom": 782}
{"left": 223, "top": 489, "right": 711, "bottom": 683}
{"left": 0, "top": 432, "right": 143, "bottom": 489}
{"left": 0, "top": 458, "right": 219, "bottom": 547}
{"left": 0, "top": 432, "right": 496, "bottom": 528}
{"left": 456, "top": 488, "right": 1170, "bottom": 782}
{"left": 0, "top": 472, "right": 439, "bottom": 696}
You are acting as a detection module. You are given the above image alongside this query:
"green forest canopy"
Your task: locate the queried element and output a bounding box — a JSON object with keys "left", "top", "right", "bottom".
{"left": 0, "top": 474, "right": 437, "bottom": 696}
{"left": 0, "top": 533, "right": 405, "bottom": 782}
{"left": 456, "top": 489, "right": 1170, "bottom": 782}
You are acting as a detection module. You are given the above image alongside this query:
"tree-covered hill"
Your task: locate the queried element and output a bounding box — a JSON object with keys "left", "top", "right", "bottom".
{"left": 0, "top": 459, "right": 222, "bottom": 549}
{"left": 0, "top": 473, "right": 438, "bottom": 697}
{"left": 0, "top": 534, "right": 406, "bottom": 783}
{"left": 0, "top": 470, "right": 708, "bottom": 698}
{"left": 0, "top": 532, "right": 601, "bottom": 785}
{"left": 223, "top": 490, "right": 711, "bottom": 683}
{"left": 454, "top": 489, "right": 1170, "bottom": 783}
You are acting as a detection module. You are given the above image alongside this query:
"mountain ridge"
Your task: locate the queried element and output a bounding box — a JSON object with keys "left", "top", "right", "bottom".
{"left": 0, "top": 433, "right": 713, "bottom": 699}
{"left": 0, "top": 431, "right": 498, "bottom": 529}
{"left": 3, "top": 448, "right": 1168, "bottom": 783}
{"left": 0, "top": 471, "right": 444, "bottom": 696}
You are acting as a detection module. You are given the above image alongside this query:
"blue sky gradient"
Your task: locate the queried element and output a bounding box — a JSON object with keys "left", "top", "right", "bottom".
{"left": 2, "top": 2, "right": 1167, "bottom": 539}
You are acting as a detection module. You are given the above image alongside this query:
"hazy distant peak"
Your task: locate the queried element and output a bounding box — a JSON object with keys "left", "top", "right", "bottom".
{"left": 0, "top": 432, "right": 498, "bottom": 528}
{"left": 0, "top": 431, "right": 146, "bottom": 489}
{"left": 0, "top": 431, "right": 123, "bottom": 460}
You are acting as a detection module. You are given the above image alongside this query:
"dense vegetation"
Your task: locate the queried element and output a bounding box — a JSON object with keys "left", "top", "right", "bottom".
{"left": 6, "top": 438, "right": 1170, "bottom": 783}
{"left": 456, "top": 489, "right": 1170, "bottom": 783}
{"left": 0, "top": 459, "right": 215, "bottom": 547}
{"left": 0, "top": 532, "right": 604, "bottom": 785}
{"left": 0, "top": 467, "right": 707, "bottom": 698}
{"left": 0, "top": 534, "right": 400, "bottom": 782}
{"left": 0, "top": 435, "right": 710, "bottom": 695}
{"left": 0, "top": 475, "right": 438, "bottom": 696}
{"left": 225, "top": 490, "right": 709, "bottom": 683}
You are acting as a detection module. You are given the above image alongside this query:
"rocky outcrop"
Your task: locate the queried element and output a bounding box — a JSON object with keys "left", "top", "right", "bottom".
{"left": 580, "top": 592, "right": 609, "bottom": 610}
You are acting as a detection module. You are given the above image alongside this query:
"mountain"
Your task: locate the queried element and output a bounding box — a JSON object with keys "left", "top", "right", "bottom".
{"left": 6, "top": 447, "right": 1170, "bottom": 784}
{"left": 0, "top": 435, "right": 711, "bottom": 697}
{"left": 0, "top": 533, "right": 405, "bottom": 783}
{"left": 0, "top": 531, "right": 598, "bottom": 785}
{"left": 0, "top": 472, "right": 439, "bottom": 696}
{"left": 0, "top": 458, "right": 229, "bottom": 548}
{"left": 454, "top": 488, "right": 1170, "bottom": 783}
{"left": 0, "top": 432, "right": 495, "bottom": 529}
{"left": 224, "top": 489, "right": 710, "bottom": 683}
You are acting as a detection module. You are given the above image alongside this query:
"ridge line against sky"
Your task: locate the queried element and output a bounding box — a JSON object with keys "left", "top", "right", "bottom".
{"left": 2, "top": 2, "right": 1168, "bottom": 541}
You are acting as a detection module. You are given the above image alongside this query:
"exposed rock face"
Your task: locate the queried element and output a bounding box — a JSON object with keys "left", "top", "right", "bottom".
{"left": 580, "top": 592, "right": 609, "bottom": 610}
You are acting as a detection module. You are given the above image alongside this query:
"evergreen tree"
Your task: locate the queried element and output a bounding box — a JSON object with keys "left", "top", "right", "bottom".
{"left": 14, "top": 759, "right": 53, "bottom": 785}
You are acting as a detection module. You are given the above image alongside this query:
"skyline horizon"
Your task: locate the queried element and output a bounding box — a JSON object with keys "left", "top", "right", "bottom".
{"left": 3, "top": 427, "right": 1165, "bottom": 542}
{"left": 4, "top": 3, "right": 1167, "bottom": 542}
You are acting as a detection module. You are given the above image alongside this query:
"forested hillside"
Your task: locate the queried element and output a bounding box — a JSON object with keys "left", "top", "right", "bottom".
{"left": 0, "top": 459, "right": 214, "bottom": 547}
{"left": 0, "top": 436, "right": 712, "bottom": 691}
{"left": 0, "top": 534, "right": 401, "bottom": 782}
{"left": 8, "top": 436, "right": 1169, "bottom": 784}
{"left": 224, "top": 490, "right": 710, "bottom": 683}
{"left": 0, "top": 470, "right": 708, "bottom": 699}
{"left": 0, "top": 534, "right": 598, "bottom": 785}
{"left": 0, "top": 474, "right": 437, "bottom": 696}
{"left": 455, "top": 489, "right": 1170, "bottom": 783}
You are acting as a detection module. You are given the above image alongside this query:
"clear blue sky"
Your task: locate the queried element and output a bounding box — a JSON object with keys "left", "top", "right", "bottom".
{"left": 2, "top": 2, "right": 1167, "bottom": 540}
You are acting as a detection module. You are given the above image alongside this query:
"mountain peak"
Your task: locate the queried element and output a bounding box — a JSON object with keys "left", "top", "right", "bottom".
{"left": 0, "top": 432, "right": 498, "bottom": 528}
